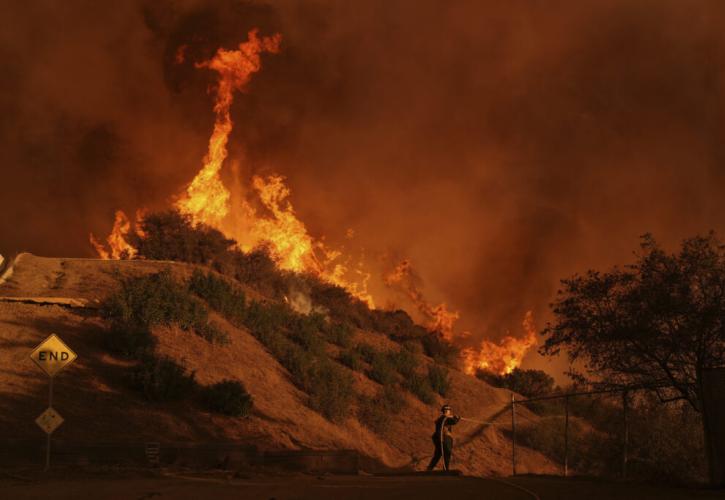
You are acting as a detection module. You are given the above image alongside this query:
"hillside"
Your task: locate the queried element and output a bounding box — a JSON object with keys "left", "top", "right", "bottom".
{"left": 0, "top": 253, "right": 558, "bottom": 476}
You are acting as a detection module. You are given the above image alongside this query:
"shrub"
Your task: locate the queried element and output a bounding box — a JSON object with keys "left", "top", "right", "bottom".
{"left": 242, "top": 302, "right": 353, "bottom": 421}
{"left": 339, "top": 349, "right": 363, "bottom": 371}
{"left": 323, "top": 321, "right": 354, "bottom": 348}
{"left": 232, "top": 246, "right": 289, "bottom": 298}
{"left": 405, "top": 373, "right": 436, "bottom": 405}
{"left": 288, "top": 314, "right": 325, "bottom": 354}
{"left": 368, "top": 353, "right": 397, "bottom": 386}
{"left": 105, "top": 320, "right": 156, "bottom": 358}
{"left": 197, "top": 321, "right": 231, "bottom": 345}
{"left": 280, "top": 340, "right": 317, "bottom": 383}
{"left": 101, "top": 270, "right": 212, "bottom": 356}
{"left": 388, "top": 349, "right": 418, "bottom": 378}
{"left": 475, "top": 369, "right": 501, "bottom": 387}
{"left": 359, "top": 385, "right": 407, "bottom": 434}
{"left": 428, "top": 364, "right": 451, "bottom": 396}
{"left": 354, "top": 343, "right": 377, "bottom": 364}
{"left": 201, "top": 380, "right": 253, "bottom": 417}
{"left": 371, "top": 309, "right": 417, "bottom": 339}
{"left": 310, "top": 282, "right": 372, "bottom": 329}
{"left": 380, "top": 384, "right": 406, "bottom": 413}
{"left": 130, "top": 355, "right": 197, "bottom": 401}
{"left": 102, "top": 270, "right": 208, "bottom": 331}
{"left": 188, "top": 269, "right": 246, "bottom": 324}
{"left": 476, "top": 368, "right": 555, "bottom": 399}
{"left": 523, "top": 399, "right": 563, "bottom": 416}
{"left": 358, "top": 397, "right": 387, "bottom": 434}
{"left": 625, "top": 397, "right": 706, "bottom": 483}
{"left": 403, "top": 340, "right": 424, "bottom": 355}
{"left": 517, "top": 416, "right": 584, "bottom": 465}
{"left": 131, "top": 210, "right": 235, "bottom": 266}
{"left": 244, "top": 300, "right": 295, "bottom": 336}
{"left": 130, "top": 210, "right": 293, "bottom": 300}
{"left": 306, "top": 360, "right": 355, "bottom": 421}
{"left": 420, "top": 332, "right": 459, "bottom": 366}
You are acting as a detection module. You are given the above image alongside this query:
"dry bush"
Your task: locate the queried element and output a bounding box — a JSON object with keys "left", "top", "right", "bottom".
{"left": 101, "top": 270, "right": 218, "bottom": 356}
{"left": 130, "top": 355, "right": 197, "bottom": 402}
{"left": 405, "top": 373, "right": 436, "bottom": 405}
{"left": 131, "top": 210, "right": 235, "bottom": 267}
{"left": 428, "top": 364, "right": 451, "bottom": 396}
{"left": 201, "top": 380, "right": 253, "bottom": 417}
{"left": 359, "top": 385, "right": 407, "bottom": 434}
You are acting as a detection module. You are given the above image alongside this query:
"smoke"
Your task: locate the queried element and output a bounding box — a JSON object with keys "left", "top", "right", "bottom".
{"left": 2, "top": 0, "right": 725, "bottom": 375}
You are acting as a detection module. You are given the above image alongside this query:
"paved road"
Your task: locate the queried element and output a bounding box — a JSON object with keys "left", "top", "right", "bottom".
{"left": 1, "top": 473, "right": 531, "bottom": 500}
{"left": 508, "top": 475, "right": 725, "bottom": 500}
{"left": 2, "top": 472, "right": 724, "bottom": 500}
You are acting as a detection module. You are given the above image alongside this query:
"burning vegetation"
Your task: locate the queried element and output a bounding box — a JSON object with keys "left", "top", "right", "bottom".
{"left": 90, "top": 29, "right": 536, "bottom": 376}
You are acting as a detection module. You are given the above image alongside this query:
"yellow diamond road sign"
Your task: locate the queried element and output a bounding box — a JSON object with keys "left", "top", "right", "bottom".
{"left": 30, "top": 334, "right": 77, "bottom": 377}
{"left": 36, "top": 407, "right": 64, "bottom": 434}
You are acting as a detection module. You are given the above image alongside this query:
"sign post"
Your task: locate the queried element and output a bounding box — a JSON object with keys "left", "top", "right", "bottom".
{"left": 29, "top": 334, "right": 77, "bottom": 471}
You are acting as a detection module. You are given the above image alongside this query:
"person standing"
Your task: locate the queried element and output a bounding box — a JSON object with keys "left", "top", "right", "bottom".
{"left": 427, "top": 404, "right": 461, "bottom": 471}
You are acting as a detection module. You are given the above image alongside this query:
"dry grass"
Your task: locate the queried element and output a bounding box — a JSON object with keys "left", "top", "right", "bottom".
{"left": 0, "top": 254, "right": 559, "bottom": 475}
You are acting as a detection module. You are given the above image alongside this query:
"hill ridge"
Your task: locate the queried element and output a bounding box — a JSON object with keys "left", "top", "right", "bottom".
{"left": 0, "top": 253, "right": 557, "bottom": 476}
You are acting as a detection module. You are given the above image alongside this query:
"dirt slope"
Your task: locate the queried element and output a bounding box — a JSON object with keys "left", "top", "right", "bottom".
{"left": 0, "top": 253, "right": 558, "bottom": 476}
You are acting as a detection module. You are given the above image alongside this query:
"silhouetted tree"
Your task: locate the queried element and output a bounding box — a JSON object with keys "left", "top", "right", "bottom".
{"left": 542, "top": 233, "right": 725, "bottom": 409}
{"left": 542, "top": 233, "right": 725, "bottom": 482}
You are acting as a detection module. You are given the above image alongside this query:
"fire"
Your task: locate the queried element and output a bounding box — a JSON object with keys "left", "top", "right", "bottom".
{"left": 245, "top": 174, "right": 319, "bottom": 272}
{"left": 176, "top": 29, "right": 281, "bottom": 228}
{"left": 385, "top": 259, "right": 460, "bottom": 340}
{"left": 385, "top": 260, "right": 537, "bottom": 374}
{"left": 92, "top": 30, "right": 374, "bottom": 306}
{"left": 461, "top": 311, "right": 538, "bottom": 376}
{"left": 89, "top": 29, "right": 537, "bottom": 374}
{"left": 169, "top": 29, "right": 373, "bottom": 306}
{"left": 89, "top": 210, "right": 137, "bottom": 260}
{"left": 242, "top": 175, "right": 375, "bottom": 307}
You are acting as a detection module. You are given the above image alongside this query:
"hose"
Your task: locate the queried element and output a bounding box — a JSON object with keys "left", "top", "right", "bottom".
{"left": 459, "top": 417, "right": 498, "bottom": 426}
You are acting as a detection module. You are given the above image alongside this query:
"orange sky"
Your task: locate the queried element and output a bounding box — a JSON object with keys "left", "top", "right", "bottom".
{"left": 1, "top": 0, "right": 724, "bottom": 379}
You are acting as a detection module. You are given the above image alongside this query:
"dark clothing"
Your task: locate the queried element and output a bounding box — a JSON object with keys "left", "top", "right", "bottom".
{"left": 428, "top": 435, "right": 453, "bottom": 470}
{"left": 427, "top": 415, "right": 460, "bottom": 470}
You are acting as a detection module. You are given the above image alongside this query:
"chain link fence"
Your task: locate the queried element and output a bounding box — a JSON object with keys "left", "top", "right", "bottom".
{"left": 508, "top": 387, "right": 707, "bottom": 484}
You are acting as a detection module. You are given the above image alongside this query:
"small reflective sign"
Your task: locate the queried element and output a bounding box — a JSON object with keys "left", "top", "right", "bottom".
{"left": 35, "top": 407, "right": 64, "bottom": 434}
{"left": 30, "top": 334, "right": 77, "bottom": 377}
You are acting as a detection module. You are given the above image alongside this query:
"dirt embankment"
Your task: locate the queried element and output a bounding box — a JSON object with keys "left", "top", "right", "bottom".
{"left": 0, "top": 254, "right": 558, "bottom": 476}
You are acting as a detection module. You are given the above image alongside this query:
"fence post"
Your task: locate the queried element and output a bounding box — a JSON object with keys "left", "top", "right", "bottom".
{"left": 622, "top": 390, "right": 629, "bottom": 479}
{"left": 511, "top": 393, "right": 517, "bottom": 476}
{"left": 564, "top": 394, "right": 569, "bottom": 477}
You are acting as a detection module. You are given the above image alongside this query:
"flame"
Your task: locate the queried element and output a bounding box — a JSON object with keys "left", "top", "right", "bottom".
{"left": 176, "top": 29, "right": 281, "bottom": 228}
{"left": 246, "top": 175, "right": 375, "bottom": 306}
{"left": 245, "top": 174, "right": 319, "bottom": 272}
{"left": 170, "top": 29, "right": 374, "bottom": 306}
{"left": 385, "top": 259, "right": 459, "bottom": 340}
{"left": 89, "top": 30, "right": 537, "bottom": 376}
{"left": 89, "top": 210, "right": 138, "bottom": 260}
{"left": 461, "top": 311, "right": 538, "bottom": 376}
{"left": 92, "top": 30, "right": 374, "bottom": 306}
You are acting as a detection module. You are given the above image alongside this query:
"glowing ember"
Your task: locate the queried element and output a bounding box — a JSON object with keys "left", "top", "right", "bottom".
{"left": 461, "top": 311, "right": 538, "bottom": 376}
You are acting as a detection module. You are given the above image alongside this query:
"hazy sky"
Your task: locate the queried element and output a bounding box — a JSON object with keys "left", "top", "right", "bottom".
{"left": 1, "top": 0, "right": 724, "bottom": 376}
